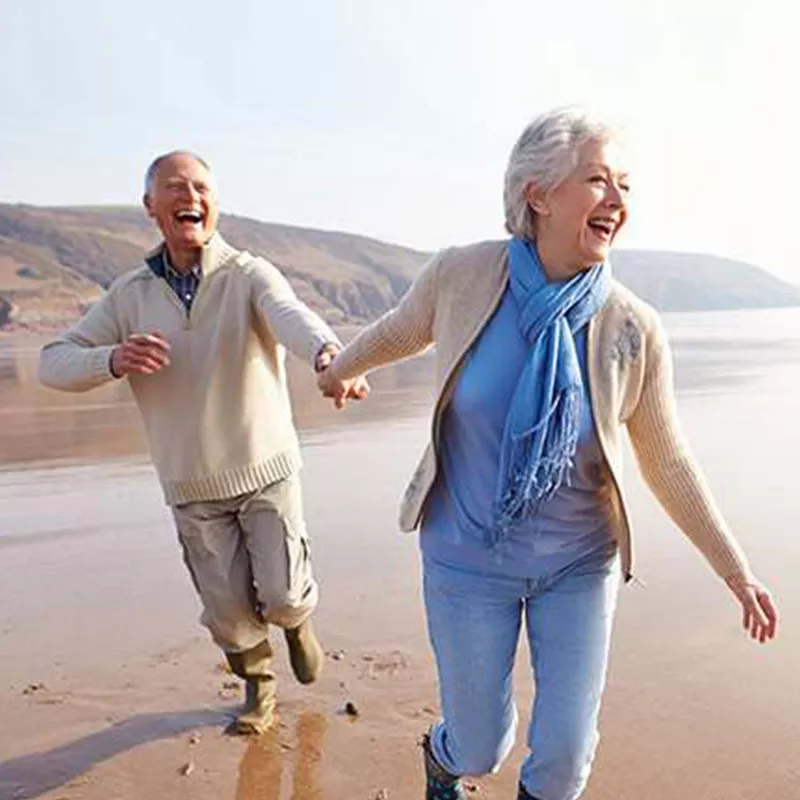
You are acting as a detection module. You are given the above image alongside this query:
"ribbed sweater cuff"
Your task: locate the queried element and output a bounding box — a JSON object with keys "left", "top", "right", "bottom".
{"left": 91, "top": 346, "right": 117, "bottom": 382}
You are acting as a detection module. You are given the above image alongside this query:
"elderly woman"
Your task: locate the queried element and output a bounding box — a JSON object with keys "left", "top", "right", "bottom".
{"left": 318, "top": 107, "right": 779, "bottom": 800}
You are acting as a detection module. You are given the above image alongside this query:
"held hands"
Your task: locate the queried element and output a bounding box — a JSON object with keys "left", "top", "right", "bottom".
{"left": 110, "top": 332, "right": 171, "bottom": 378}
{"left": 315, "top": 348, "right": 369, "bottom": 410}
{"left": 724, "top": 574, "right": 779, "bottom": 643}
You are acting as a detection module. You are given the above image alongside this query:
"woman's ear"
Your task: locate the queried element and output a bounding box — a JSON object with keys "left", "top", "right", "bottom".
{"left": 525, "top": 183, "right": 551, "bottom": 217}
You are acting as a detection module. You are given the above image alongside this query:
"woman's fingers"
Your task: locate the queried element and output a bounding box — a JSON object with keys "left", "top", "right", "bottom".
{"left": 742, "top": 598, "right": 752, "bottom": 634}
{"left": 742, "top": 587, "right": 777, "bottom": 643}
{"left": 756, "top": 590, "right": 779, "bottom": 642}
{"left": 726, "top": 576, "right": 779, "bottom": 644}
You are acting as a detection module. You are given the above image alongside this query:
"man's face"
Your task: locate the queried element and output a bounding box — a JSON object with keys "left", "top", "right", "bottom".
{"left": 144, "top": 154, "right": 219, "bottom": 255}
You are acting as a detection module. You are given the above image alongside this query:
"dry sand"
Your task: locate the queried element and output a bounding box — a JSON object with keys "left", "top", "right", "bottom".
{"left": 1, "top": 316, "right": 799, "bottom": 799}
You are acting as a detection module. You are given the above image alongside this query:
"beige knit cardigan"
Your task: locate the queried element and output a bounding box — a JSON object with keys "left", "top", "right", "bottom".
{"left": 331, "top": 240, "right": 751, "bottom": 583}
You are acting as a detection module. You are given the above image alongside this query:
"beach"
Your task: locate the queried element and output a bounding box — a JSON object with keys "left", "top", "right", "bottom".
{"left": 1, "top": 309, "right": 799, "bottom": 800}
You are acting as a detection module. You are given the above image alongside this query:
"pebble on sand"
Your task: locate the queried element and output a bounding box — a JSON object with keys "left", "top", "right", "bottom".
{"left": 344, "top": 701, "right": 359, "bottom": 717}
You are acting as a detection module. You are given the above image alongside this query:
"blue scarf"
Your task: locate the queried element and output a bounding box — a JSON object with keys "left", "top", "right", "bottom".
{"left": 492, "top": 237, "right": 611, "bottom": 545}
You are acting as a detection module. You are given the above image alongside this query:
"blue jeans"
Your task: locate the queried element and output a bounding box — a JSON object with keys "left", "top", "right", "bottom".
{"left": 423, "top": 541, "right": 621, "bottom": 800}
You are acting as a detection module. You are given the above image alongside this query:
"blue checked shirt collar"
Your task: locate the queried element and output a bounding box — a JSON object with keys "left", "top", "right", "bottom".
{"left": 150, "top": 247, "right": 202, "bottom": 313}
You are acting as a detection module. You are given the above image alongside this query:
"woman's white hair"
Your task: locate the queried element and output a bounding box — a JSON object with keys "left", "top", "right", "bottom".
{"left": 503, "top": 107, "right": 619, "bottom": 240}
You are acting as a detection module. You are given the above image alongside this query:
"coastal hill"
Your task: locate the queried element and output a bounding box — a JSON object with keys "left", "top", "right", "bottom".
{"left": 0, "top": 204, "right": 797, "bottom": 331}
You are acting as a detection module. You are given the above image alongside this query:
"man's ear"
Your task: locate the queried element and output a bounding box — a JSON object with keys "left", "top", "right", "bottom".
{"left": 143, "top": 194, "right": 155, "bottom": 219}
{"left": 524, "top": 183, "right": 551, "bottom": 217}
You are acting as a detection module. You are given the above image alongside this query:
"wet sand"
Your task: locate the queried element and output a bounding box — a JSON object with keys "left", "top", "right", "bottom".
{"left": 2, "top": 310, "right": 800, "bottom": 799}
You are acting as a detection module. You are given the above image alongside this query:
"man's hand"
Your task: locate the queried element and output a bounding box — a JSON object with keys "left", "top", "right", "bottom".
{"left": 725, "top": 574, "right": 779, "bottom": 643}
{"left": 110, "top": 333, "right": 171, "bottom": 378}
{"left": 317, "top": 364, "right": 370, "bottom": 410}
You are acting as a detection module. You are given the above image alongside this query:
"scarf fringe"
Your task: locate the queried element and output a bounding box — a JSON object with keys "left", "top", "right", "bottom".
{"left": 491, "top": 387, "right": 581, "bottom": 549}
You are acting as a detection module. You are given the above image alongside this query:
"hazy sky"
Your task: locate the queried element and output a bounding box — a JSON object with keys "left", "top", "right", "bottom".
{"left": 2, "top": 0, "right": 798, "bottom": 281}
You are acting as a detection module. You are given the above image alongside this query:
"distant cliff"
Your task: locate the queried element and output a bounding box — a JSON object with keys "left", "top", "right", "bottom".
{"left": 0, "top": 203, "right": 797, "bottom": 332}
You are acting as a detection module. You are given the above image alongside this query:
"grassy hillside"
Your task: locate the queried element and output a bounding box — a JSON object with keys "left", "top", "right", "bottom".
{"left": 0, "top": 203, "right": 797, "bottom": 332}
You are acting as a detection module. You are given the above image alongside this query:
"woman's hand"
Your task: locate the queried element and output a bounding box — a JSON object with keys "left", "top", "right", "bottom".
{"left": 317, "top": 364, "right": 370, "bottom": 409}
{"left": 724, "top": 575, "right": 779, "bottom": 643}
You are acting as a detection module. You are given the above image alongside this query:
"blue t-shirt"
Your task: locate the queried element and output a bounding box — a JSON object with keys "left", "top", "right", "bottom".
{"left": 420, "top": 288, "right": 614, "bottom": 578}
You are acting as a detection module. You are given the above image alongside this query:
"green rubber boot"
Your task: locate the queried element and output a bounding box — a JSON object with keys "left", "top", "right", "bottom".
{"left": 284, "top": 618, "right": 324, "bottom": 685}
{"left": 225, "top": 639, "right": 276, "bottom": 735}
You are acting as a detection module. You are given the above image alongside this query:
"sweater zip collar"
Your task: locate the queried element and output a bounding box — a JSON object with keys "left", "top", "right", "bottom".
{"left": 145, "top": 232, "right": 238, "bottom": 322}
{"left": 144, "top": 231, "right": 235, "bottom": 280}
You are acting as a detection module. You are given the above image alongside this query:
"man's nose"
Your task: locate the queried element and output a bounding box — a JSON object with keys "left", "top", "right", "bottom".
{"left": 177, "top": 183, "right": 198, "bottom": 200}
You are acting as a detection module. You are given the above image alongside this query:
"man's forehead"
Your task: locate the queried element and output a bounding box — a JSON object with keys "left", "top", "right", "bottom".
{"left": 153, "top": 154, "right": 212, "bottom": 184}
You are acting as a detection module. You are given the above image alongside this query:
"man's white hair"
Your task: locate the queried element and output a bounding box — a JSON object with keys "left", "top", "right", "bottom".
{"left": 143, "top": 150, "right": 212, "bottom": 198}
{"left": 503, "top": 107, "right": 620, "bottom": 240}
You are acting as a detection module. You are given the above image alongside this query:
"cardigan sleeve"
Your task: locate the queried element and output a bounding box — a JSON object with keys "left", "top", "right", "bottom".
{"left": 626, "top": 317, "right": 752, "bottom": 581}
{"left": 329, "top": 249, "right": 442, "bottom": 381}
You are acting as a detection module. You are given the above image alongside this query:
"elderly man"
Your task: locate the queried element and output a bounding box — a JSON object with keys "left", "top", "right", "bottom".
{"left": 39, "top": 150, "right": 366, "bottom": 734}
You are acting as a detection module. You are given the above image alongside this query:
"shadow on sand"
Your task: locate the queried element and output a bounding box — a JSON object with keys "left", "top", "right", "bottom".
{"left": 0, "top": 707, "right": 229, "bottom": 799}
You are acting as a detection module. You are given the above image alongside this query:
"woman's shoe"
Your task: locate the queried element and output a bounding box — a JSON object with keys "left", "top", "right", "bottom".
{"left": 422, "top": 731, "right": 466, "bottom": 800}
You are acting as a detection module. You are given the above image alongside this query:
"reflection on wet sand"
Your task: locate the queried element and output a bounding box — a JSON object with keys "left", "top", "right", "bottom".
{"left": 4, "top": 309, "right": 800, "bottom": 468}
{"left": 0, "top": 339, "right": 435, "bottom": 466}
{"left": 236, "top": 712, "right": 326, "bottom": 800}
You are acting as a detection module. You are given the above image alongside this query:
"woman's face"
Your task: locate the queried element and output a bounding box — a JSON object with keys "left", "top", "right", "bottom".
{"left": 529, "top": 138, "right": 630, "bottom": 272}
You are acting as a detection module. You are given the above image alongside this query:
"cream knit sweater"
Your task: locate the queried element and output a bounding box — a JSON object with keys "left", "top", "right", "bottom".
{"left": 331, "top": 240, "right": 751, "bottom": 583}
{"left": 39, "top": 234, "right": 340, "bottom": 505}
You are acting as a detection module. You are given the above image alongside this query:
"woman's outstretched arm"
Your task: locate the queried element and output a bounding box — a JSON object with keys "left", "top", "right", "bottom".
{"left": 627, "top": 318, "right": 779, "bottom": 643}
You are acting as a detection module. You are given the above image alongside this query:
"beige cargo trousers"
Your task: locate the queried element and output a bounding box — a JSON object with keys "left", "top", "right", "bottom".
{"left": 171, "top": 474, "right": 318, "bottom": 653}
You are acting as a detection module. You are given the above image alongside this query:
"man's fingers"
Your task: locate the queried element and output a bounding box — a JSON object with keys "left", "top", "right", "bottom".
{"left": 149, "top": 330, "right": 171, "bottom": 345}
{"left": 123, "top": 352, "right": 168, "bottom": 373}
{"left": 127, "top": 360, "right": 164, "bottom": 374}
{"left": 129, "top": 334, "right": 171, "bottom": 354}
{"left": 129, "top": 342, "right": 171, "bottom": 362}
{"left": 126, "top": 342, "right": 170, "bottom": 367}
